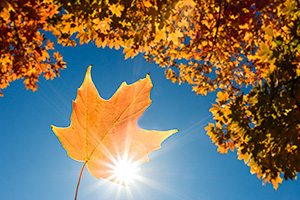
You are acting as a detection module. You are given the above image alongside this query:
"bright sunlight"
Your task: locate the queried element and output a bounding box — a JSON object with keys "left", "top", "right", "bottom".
{"left": 110, "top": 156, "right": 140, "bottom": 186}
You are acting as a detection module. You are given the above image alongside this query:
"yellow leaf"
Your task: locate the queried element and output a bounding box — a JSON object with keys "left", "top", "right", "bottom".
{"left": 95, "top": 20, "right": 110, "bottom": 31}
{"left": 51, "top": 66, "right": 177, "bottom": 185}
{"left": 46, "top": 40, "right": 54, "bottom": 50}
{"left": 272, "top": 175, "right": 283, "bottom": 190}
{"left": 108, "top": 3, "right": 124, "bottom": 18}
{"left": 209, "top": 104, "right": 220, "bottom": 115}
{"left": 239, "top": 23, "right": 249, "bottom": 29}
{"left": 154, "top": 29, "right": 166, "bottom": 43}
{"left": 217, "top": 146, "right": 228, "bottom": 154}
{"left": 183, "top": 0, "right": 196, "bottom": 7}
{"left": 238, "top": 152, "right": 250, "bottom": 164}
{"left": 257, "top": 43, "right": 270, "bottom": 60}
{"left": 123, "top": 48, "right": 137, "bottom": 59}
{"left": 264, "top": 26, "right": 274, "bottom": 37}
{"left": 143, "top": 0, "right": 152, "bottom": 8}
{"left": 216, "top": 91, "right": 229, "bottom": 103}
{"left": 168, "top": 30, "right": 183, "bottom": 46}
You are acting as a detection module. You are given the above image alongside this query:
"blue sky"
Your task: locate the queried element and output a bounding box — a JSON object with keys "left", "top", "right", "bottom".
{"left": 0, "top": 41, "right": 299, "bottom": 200}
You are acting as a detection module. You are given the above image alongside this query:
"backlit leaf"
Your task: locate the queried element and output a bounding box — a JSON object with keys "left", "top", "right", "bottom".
{"left": 52, "top": 66, "right": 177, "bottom": 183}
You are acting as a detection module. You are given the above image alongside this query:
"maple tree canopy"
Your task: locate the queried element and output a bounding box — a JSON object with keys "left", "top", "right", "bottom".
{"left": 1, "top": 0, "right": 300, "bottom": 189}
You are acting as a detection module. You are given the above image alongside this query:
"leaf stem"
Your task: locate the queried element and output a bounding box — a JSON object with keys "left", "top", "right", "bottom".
{"left": 75, "top": 161, "right": 87, "bottom": 200}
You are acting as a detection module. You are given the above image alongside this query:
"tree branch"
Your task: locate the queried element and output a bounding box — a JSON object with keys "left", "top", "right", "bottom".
{"left": 11, "top": 16, "right": 25, "bottom": 55}
{"left": 208, "top": 0, "right": 222, "bottom": 60}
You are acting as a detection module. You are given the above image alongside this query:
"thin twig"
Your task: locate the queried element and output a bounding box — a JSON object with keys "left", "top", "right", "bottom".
{"left": 75, "top": 161, "right": 87, "bottom": 200}
{"left": 12, "top": 17, "right": 24, "bottom": 54}
{"left": 296, "top": 0, "right": 300, "bottom": 7}
{"left": 208, "top": 0, "right": 222, "bottom": 61}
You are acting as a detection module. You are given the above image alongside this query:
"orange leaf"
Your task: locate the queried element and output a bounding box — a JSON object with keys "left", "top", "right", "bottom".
{"left": 123, "top": 48, "right": 137, "bottom": 59}
{"left": 217, "top": 146, "right": 228, "bottom": 154}
{"left": 238, "top": 152, "right": 250, "bottom": 164}
{"left": 272, "top": 175, "right": 283, "bottom": 190}
{"left": 108, "top": 3, "right": 124, "bottom": 18}
{"left": 51, "top": 66, "right": 177, "bottom": 184}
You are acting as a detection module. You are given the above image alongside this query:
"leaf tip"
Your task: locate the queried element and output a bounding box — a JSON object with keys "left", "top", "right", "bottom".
{"left": 121, "top": 81, "right": 128, "bottom": 87}
{"left": 146, "top": 73, "right": 150, "bottom": 79}
{"left": 145, "top": 73, "right": 152, "bottom": 85}
{"left": 168, "top": 129, "right": 179, "bottom": 137}
{"left": 87, "top": 65, "right": 92, "bottom": 74}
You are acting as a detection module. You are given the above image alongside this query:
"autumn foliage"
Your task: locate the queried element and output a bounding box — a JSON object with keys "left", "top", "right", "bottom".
{"left": 205, "top": 0, "right": 300, "bottom": 189}
{"left": 2, "top": 0, "right": 300, "bottom": 189}
{"left": 0, "top": 0, "right": 65, "bottom": 96}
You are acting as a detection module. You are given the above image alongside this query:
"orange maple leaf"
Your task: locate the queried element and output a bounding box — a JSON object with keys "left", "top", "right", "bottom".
{"left": 51, "top": 66, "right": 177, "bottom": 188}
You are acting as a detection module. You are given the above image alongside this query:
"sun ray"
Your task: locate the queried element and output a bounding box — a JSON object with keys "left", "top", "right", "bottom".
{"left": 109, "top": 154, "right": 140, "bottom": 186}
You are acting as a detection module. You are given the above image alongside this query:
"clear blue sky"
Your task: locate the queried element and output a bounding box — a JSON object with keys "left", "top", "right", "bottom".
{"left": 0, "top": 41, "right": 299, "bottom": 200}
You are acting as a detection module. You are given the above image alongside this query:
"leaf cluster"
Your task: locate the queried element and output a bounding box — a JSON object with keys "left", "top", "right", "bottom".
{"left": 206, "top": 0, "right": 300, "bottom": 189}
{"left": 0, "top": 0, "right": 65, "bottom": 96}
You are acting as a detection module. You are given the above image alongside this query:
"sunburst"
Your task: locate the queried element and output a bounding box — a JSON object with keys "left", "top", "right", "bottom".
{"left": 109, "top": 154, "right": 140, "bottom": 186}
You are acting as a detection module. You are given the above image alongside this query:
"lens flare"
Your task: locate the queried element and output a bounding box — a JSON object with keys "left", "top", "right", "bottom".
{"left": 111, "top": 157, "right": 140, "bottom": 186}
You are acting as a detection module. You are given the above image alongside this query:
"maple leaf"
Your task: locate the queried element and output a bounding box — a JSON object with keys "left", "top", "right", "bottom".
{"left": 108, "top": 3, "right": 124, "bottom": 18}
{"left": 51, "top": 66, "right": 177, "bottom": 188}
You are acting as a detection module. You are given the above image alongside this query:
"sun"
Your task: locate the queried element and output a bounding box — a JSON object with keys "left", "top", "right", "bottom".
{"left": 110, "top": 156, "right": 140, "bottom": 186}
